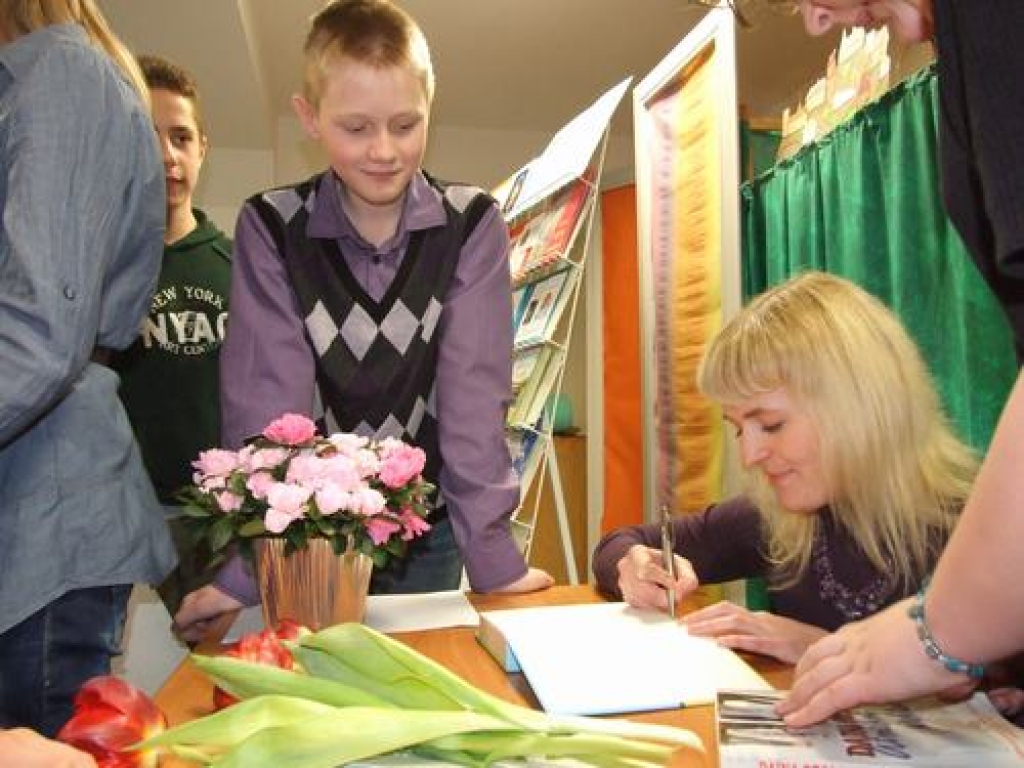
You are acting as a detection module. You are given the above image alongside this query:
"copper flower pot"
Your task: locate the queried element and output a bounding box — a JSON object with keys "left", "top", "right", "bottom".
{"left": 256, "top": 537, "right": 373, "bottom": 630}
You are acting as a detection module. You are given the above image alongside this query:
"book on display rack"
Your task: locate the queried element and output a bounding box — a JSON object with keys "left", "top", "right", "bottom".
{"left": 513, "top": 268, "right": 574, "bottom": 349}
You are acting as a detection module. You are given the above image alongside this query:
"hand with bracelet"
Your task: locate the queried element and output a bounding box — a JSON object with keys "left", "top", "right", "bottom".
{"left": 778, "top": 594, "right": 980, "bottom": 726}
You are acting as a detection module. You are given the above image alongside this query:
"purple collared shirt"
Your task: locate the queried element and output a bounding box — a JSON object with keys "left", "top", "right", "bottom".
{"left": 215, "top": 171, "right": 526, "bottom": 598}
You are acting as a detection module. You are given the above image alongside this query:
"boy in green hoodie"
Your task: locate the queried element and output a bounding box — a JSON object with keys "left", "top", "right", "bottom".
{"left": 116, "top": 54, "right": 232, "bottom": 613}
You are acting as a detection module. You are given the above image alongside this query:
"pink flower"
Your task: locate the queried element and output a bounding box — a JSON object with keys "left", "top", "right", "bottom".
{"left": 378, "top": 440, "right": 426, "bottom": 488}
{"left": 214, "top": 491, "right": 244, "bottom": 513}
{"left": 193, "top": 448, "right": 239, "bottom": 479}
{"left": 244, "top": 446, "right": 291, "bottom": 472}
{"left": 314, "top": 483, "right": 351, "bottom": 516}
{"left": 352, "top": 487, "right": 386, "bottom": 517}
{"left": 199, "top": 475, "right": 228, "bottom": 492}
{"left": 327, "top": 435, "right": 381, "bottom": 478}
{"left": 366, "top": 517, "right": 402, "bottom": 546}
{"left": 286, "top": 454, "right": 329, "bottom": 487}
{"left": 264, "top": 483, "right": 312, "bottom": 533}
{"left": 327, "top": 432, "right": 370, "bottom": 456}
{"left": 183, "top": 415, "right": 433, "bottom": 566}
{"left": 264, "top": 508, "right": 295, "bottom": 534}
{"left": 400, "top": 509, "right": 431, "bottom": 541}
{"left": 319, "top": 454, "right": 363, "bottom": 491}
{"left": 246, "top": 470, "right": 275, "bottom": 500}
{"left": 263, "top": 413, "right": 317, "bottom": 446}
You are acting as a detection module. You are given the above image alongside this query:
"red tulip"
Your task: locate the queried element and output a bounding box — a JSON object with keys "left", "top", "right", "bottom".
{"left": 57, "top": 676, "right": 166, "bottom": 768}
{"left": 212, "top": 619, "right": 308, "bottom": 709}
{"left": 273, "top": 617, "right": 309, "bottom": 641}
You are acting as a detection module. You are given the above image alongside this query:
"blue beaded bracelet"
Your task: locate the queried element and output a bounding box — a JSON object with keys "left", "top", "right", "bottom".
{"left": 907, "top": 580, "right": 986, "bottom": 680}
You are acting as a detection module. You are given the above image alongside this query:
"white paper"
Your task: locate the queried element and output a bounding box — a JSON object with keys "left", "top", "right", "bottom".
{"left": 363, "top": 591, "right": 479, "bottom": 633}
{"left": 507, "top": 77, "right": 631, "bottom": 218}
{"left": 224, "top": 590, "right": 478, "bottom": 643}
{"left": 480, "top": 601, "right": 770, "bottom": 716}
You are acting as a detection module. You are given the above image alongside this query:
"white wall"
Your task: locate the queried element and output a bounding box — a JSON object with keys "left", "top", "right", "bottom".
{"left": 194, "top": 147, "right": 274, "bottom": 235}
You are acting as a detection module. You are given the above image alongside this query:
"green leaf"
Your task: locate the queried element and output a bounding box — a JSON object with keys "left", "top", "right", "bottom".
{"left": 288, "top": 645, "right": 467, "bottom": 712}
{"left": 192, "top": 655, "right": 394, "bottom": 709}
{"left": 228, "top": 474, "right": 248, "bottom": 496}
{"left": 208, "top": 706, "right": 518, "bottom": 768}
{"left": 298, "top": 624, "right": 549, "bottom": 731}
{"left": 146, "top": 611, "right": 705, "bottom": 768}
{"left": 237, "top": 519, "right": 266, "bottom": 537}
{"left": 138, "top": 694, "right": 338, "bottom": 751}
{"left": 424, "top": 730, "right": 675, "bottom": 766}
{"left": 208, "top": 517, "right": 235, "bottom": 553}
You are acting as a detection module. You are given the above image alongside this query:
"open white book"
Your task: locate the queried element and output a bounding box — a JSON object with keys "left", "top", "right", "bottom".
{"left": 477, "top": 601, "right": 769, "bottom": 716}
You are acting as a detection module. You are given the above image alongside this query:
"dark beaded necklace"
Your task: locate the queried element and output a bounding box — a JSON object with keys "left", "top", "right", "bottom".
{"left": 812, "top": 525, "right": 897, "bottom": 621}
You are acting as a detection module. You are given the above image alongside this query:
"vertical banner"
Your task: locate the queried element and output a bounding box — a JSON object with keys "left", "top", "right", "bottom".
{"left": 600, "top": 185, "right": 643, "bottom": 533}
{"left": 634, "top": 9, "right": 741, "bottom": 522}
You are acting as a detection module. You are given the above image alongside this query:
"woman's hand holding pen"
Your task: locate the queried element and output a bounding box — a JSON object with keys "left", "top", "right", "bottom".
{"left": 683, "top": 601, "right": 827, "bottom": 664}
{"left": 616, "top": 544, "right": 698, "bottom": 613}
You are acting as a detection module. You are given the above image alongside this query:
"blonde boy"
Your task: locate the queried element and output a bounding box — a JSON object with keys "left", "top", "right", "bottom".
{"left": 174, "top": 0, "right": 552, "bottom": 641}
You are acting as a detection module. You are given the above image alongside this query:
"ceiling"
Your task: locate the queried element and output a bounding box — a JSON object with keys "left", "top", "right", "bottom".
{"left": 98, "top": 0, "right": 843, "bottom": 156}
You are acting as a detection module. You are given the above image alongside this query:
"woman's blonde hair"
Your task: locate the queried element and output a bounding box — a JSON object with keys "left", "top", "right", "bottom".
{"left": 0, "top": 0, "right": 148, "bottom": 104}
{"left": 300, "top": 0, "right": 434, "bottom": 108}
{"left": 698, "top": 271, "right": 976, "bottom": 587}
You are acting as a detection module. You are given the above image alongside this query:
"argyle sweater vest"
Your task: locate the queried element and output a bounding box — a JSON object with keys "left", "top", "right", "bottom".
{"left": 248, "top": 173, "right": 493, "bottom": 508}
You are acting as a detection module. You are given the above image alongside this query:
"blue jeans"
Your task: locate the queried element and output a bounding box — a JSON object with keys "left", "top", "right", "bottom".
{"left": 0, "top": 585, "right": 130, "bottom": 737}
{"left": 370, "top": 514, "right": 463, "bottom": 594}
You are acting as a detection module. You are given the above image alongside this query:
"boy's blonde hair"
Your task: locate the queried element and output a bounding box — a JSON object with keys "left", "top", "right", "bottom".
{"left": 698, "top": 271, "right": 976, "bottom": 588}
{"left": 0, "top": 0, "right": 148, "bottom": 105}
{"left": 301, "top": 0, "right": 434, "bottom": 108}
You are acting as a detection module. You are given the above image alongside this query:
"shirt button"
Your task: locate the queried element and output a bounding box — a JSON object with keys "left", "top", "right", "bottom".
{"left": 373, "top": 255, "right": 382, "bottom": 265}
{"left": 63, "top": 285, "right": 77, "bottom": 300}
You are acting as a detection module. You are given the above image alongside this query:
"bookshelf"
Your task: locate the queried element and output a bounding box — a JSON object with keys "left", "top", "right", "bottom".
{"left": 497, "top": 79, "right": 628, "bottom": 585}
{"left": 505, "top": 166, "right": 601, "bottom": 586}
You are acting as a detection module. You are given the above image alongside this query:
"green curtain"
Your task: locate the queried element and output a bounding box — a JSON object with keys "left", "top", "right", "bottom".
{"left": 738, "top": 121, "right": 781, "bottom": 613}
{"left": 741, "top": 65, "right": 1016, "bottom": 452}
{"left": 740, "top": 122, "right": 782, "bottom": 181}
{"left": 738, "top": 66, "right": 1017, "bottom": 612}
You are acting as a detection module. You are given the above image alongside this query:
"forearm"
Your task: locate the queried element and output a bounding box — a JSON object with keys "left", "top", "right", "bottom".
{"left": 437, "top": 204, "right": 526, "bottom": 592}
{"left": 927, "top": 371, "right": 1024, "bottom": 662}
{"left": 592, "top": 526, "right": 652, "bottom": 596}
{"left": 212, "top": 552, "right": 261, "bottom": 606}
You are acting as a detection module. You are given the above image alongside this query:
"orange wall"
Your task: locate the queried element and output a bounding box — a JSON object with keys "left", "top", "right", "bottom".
{"left": 600, "top": 185, "right": 644, "bottom": 532}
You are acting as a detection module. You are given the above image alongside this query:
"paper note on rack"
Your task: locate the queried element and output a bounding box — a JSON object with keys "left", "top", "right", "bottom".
{"left": 477, "top": 601, "right": 770, "bottom": 716}
{"left": 506, "top": 77, "right": 631, "bottom": 219}
{"left": 226, "top": 590, "right": 478, "bottom": 642}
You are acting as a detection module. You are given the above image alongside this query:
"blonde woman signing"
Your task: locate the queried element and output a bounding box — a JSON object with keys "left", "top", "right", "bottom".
{"left": 592, "top": 272, "right": 976, "bottom": 665}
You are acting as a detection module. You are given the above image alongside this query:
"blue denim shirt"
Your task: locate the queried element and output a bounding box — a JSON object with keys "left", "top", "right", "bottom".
{"left": 0, "top": 24, "right": 176, "bottom": 633}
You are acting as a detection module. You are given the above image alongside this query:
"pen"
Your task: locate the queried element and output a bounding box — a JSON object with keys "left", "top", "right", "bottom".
{"left": 659, "top": 504, "right": 676, "bottom": 618}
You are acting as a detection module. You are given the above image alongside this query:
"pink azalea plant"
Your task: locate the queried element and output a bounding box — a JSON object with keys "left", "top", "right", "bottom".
{"left": 180, "top": 413, "right": 433, "bottom": 566}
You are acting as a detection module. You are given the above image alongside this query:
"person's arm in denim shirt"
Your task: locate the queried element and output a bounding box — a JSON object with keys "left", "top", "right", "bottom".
{"left": 0, "top": 30, "right": 163, "bottom": 446}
